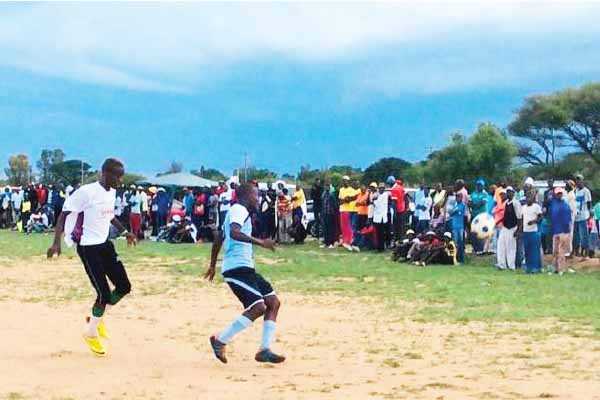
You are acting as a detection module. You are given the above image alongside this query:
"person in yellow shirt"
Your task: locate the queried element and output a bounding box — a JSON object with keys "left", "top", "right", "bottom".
{"left": 338, "top": 176, "right": 359, "bottom": 251}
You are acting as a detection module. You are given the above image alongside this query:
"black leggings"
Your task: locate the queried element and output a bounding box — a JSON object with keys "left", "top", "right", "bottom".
{"left": 77, "top": 241, "right": 131, "bottom": 316}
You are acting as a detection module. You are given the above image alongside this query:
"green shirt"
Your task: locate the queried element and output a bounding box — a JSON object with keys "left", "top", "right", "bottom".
{"left": 593, "top": 202, "right": 600, "bottom": 220}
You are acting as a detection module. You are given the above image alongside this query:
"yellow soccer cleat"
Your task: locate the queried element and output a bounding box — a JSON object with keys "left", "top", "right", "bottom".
{"left": 97, "top": 320, "right": 109, "bottom": 340}
{"left": 86, "top": 316, "right": 109, "bottom": 339}
{"left": 83, "top": 335, "right": 107, "bottom": 357}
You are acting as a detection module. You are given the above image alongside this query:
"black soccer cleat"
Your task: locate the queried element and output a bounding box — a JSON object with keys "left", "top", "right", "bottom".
{"left": 255, "top": 348, "right": 286, "bottom": 364}
{"left": 210, "top": 335, "right": 228, "bottom": 364}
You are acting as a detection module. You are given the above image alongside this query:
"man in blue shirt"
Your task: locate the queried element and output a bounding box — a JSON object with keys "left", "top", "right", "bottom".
{"left": 450, "top": 192, "right": 466, "bottom": 263}
{"left": 205, "top": 183, "right": 285, "bottom": 365}
{"left": 549, "top": 187, "right": 572, "bottom": 275}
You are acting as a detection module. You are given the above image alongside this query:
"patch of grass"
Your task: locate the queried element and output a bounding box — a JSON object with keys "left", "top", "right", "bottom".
{"left": 382, "top": 358, "right": 401, "bottom": 368}
{"left": 6, "top": 393, "right": 27, "bottom": 400}
{"left": 3, "top": 231, "right": 600, "bottom": 330}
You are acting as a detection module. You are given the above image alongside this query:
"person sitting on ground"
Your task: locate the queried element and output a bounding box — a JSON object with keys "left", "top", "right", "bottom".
{"left": 420, "top": 232, "right": 458, "bottom": 266}
{"left": 391, "top": 229, "right": 416, "bottom": 262}
{"left": 407, "top": 231, "right": 438, "bottom": 264}
{"left": 26, "top": 208, "right": 49, "bottom": 234}
{"left": 352, "top": 224, "right": 376, "bottom": 251}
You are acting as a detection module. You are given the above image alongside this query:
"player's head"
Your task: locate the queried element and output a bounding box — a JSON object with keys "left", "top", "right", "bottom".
{"left": 237, "top": 182, "right": 258, "bottom": 211}
{"left": 101, "top": 158, "right": 125, "bottom": 189}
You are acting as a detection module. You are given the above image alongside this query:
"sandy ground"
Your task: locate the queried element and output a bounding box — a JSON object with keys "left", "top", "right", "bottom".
{"left": 2, "top": 257, "right": 600, "bottom": 400}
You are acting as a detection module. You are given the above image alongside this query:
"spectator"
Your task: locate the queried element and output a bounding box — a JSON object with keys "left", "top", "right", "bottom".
{"left": 390, "top": 177, "right": 407, "bottom": 242}
{"left": 574, "top": 174, "right": 592, "bottom": 257}
{"left": 183, "top": 187, "right": 195, "bottom": 218}
{"left": 355, "top": 185, "right": 370, "bottom": 231}
{"left": 277, "top": 188, "right": 292, "bottom": 244}
{"left": 338, "top": 176, "right": 358, "bottom": 251}
{"left": 291, "top": 184, "right": 306, "bottom": 225}
{"left": 431, "top": 182, "right": 447, "bottom": 214}
{"left": 497, "top": 187, "right": 522, "bottom": 270}
{"left": 549, "top": 187, "right": 572, "bottom": 275}
{"left": 564, "top": 179, "right": 577, "bottom": 256}
{"left": 321, "top": 181, "right": 338, "bottom": 249}
{"left": 449, "top": 192, "right": 466, "bottom": 263}
{"left": 155, "top": 187, "right": 171, "bottom": 231}
{"left": 129, "top": 186, "right": 143, "bottom": 239}
{"left": 311, "top": 178, "right": 323, "bottom": 238}
{"left": 372, "top": 183, "right": 390, "bottom": 252}
{"left": 218, "top": 183, "right": 233, "bottom": 229}
{"left": 414, "top": 185, "right": 432, "bottom": 234}
{"left": 522, "top": 193, "right": 543, "bottom": 273}
{"left": 11, "top": 187, "right": 23, "bottom": 230}
{"left": 469, "top": 179, "right": 488, "bottom": 255}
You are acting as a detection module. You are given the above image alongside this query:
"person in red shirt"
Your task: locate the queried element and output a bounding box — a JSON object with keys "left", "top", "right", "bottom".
{"left": 390, "top": 178, "right": 406, "bottom": 243}
{"left": 36, "top": 184, "right": 48, "bottom": 207}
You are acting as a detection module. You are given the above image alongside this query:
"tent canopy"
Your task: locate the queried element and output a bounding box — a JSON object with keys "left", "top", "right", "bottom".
{"left": 138, "top": 172, "right": 218, "bottom": 188}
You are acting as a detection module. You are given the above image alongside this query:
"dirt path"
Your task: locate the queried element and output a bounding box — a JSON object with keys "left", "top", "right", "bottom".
{"left": 2, "top": 258, "right": 600, "bottom": 400}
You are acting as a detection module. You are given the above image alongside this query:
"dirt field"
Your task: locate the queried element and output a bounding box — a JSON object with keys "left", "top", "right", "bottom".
{"left": 2, "top": 257, "right": 600, "bottom": 400}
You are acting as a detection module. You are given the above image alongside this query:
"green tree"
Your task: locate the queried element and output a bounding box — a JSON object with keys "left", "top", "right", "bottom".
{"left": 245, "top": 167, "right": 278, "bottom": 182}
{"left": 362, "top": 157, "right": 411, "bottom": 185}
{"left": 50, "top": 159, "right": 93, "bottom": 185}
{"left": 559, "top": 83, "right": 600, "bottom": 164}
{"left": 424, "top": 133, "right": 474, "bottom": 184}
{"left": 158, "top": 161, "right": 183, "bottom": 176}
{"left": 508, "top": 95, "right": 566, "bottom": 169}
{"left": 122, "top": 173, "right": 146, "bottom": 187}
{"left": 191, "top": 166, "right": 226, "bottom": 181}
{"left": 36, "top": 148, "right": 66, "bottom": 184}
{"left": 469, "top": 123, "right": 517, "bottom": 181}
{"left": 4, "top": 154, "right": 31, "bottom": 186}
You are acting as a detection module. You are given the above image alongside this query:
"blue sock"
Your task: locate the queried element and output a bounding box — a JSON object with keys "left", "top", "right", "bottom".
{"left": 261, "top": 320, "right": 277, "bottom": 350}
{"left": 218, "top": 315, "right": 252, "bottom": 344}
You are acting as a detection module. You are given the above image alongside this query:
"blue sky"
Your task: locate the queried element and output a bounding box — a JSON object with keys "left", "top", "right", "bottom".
{"left": 1, "top": 2, "right": 600, "bottom": 178}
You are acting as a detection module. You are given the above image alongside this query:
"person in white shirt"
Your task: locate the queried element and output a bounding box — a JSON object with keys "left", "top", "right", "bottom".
{"left": 497, "top": 186, "right": 523, "bottom": 270}
{"left": 415, "top": 187, "right": 433, "bottom": 233}
{"left": 47, "top": 158, "right": 137, "bottom": 357}
{"left": 218, "top": 187, "right": 233, "bottom": 229}
{"left": 574, "top": 174, "right": 593, "bottom": 257}
{"left": 372, "top": 183, "right": 390, "bottom": 251}
{"left": 521, "top": 193, "right": 543, "bottom": 273}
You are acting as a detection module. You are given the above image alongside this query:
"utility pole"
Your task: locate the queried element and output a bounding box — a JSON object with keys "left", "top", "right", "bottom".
{"left": 243, "top": 152, "right": 248, "bottom": 183}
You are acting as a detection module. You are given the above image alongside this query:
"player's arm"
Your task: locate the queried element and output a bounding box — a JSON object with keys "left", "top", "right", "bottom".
{"left": 47, "top": 210, "right": 70, "bottom": 258}
{"left": 204, "top": 228, "right": 223, "bottom": 281}
{"left": 230, "top": 222, "right": 276, "bottom": 251}
{"left": 110, "top": 217, "right": 137, "bottom": 247}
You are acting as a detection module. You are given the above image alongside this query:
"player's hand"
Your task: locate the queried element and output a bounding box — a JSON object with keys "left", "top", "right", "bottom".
{"left": 47, "top": 243, "right": 61, "bottom": 258}
{"left": 125, "top": 232, "right": 137, "bottom": 247}
{"left": 528, "top": 220, "right": 536, "bottom": 226}
{"left": 261, "top": 239, "right": 277, "bottom": 252}
{"left": 204, "top": 265, "right": 216, "bottom": 282}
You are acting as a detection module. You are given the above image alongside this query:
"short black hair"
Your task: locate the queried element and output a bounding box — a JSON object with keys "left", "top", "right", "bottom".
{"left": 237, "top": 182, "right": 256, "bottom": 201}
{"left": 102, "top": 158, "right": 124, "bottom": 173}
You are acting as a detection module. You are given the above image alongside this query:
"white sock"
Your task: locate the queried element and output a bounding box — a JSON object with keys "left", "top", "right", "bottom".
{"left": 86, "top": 316, "right": 102, "bottom": 337}
{"left": 217, "top": 315, "right": 252, "bottom": 344}
{"left": 260, "top": 320, "right": 277, "bottom": 350}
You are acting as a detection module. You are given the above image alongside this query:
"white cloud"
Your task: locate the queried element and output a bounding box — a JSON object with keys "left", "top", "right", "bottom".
{"left": 0, "top": 2, "right": 599, "bottom": 93}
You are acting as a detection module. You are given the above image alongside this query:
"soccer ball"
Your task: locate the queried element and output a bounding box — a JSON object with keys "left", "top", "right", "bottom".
{"left": 471, "top": 213, "right": 495, "bottom": 239}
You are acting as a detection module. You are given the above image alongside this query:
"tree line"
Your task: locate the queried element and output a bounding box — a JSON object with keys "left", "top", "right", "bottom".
{"left": 3, "top": 82, "right": 599, "bottom": 189}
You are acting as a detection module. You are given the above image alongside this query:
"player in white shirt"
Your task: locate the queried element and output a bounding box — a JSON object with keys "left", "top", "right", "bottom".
{"left": 205, "top": 183, "right": 285, "bottom": 364}
{"left": 47, "top": 158, "right": 137, "bottom": 357}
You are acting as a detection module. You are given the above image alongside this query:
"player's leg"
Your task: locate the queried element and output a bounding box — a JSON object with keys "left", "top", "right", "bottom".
{"left": 99, "top": 241, "right": 132, "bottom": 338}
{"left": 255, "top": 274, "right": 285, "bottom": 363}
{"left": 104, "top": 241, "right": 132, "bottom": 306}
{"left": 210, "top": 268, "right": 267, "bottom": 363}
{"left": 77, "top": 244, "right": 112, "bottom": 356}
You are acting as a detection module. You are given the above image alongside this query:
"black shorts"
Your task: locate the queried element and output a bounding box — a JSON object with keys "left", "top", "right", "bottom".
{"left": 76, "top": 240, "right": 131, "bottom": 306}
{"left": 222, "top": 267, "right": 275, "bottom": 311}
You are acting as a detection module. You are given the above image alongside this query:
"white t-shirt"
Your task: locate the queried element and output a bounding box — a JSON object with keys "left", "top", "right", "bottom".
{"left": 372, "top": 191, "right": 390, "bottom": 224}
{"left": 62, "top": 182, "right": 116, "bottom": 246}
{"left": 219, "top": 190, "right": 233, "bottom": 212}
{"left": 129, "top": 192, "right": 142, "bottom": 214}
{"left": 415, "top": 196, "right": 432, "bottom": 221}
{"left": 522, "top": 203, "right": 542, "bottom": 233}
{"left": 575, "top": 187, "right": 592, "bottom": 222}
{"left": 222, "top": 203, "right": 253, "bottom": 273}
